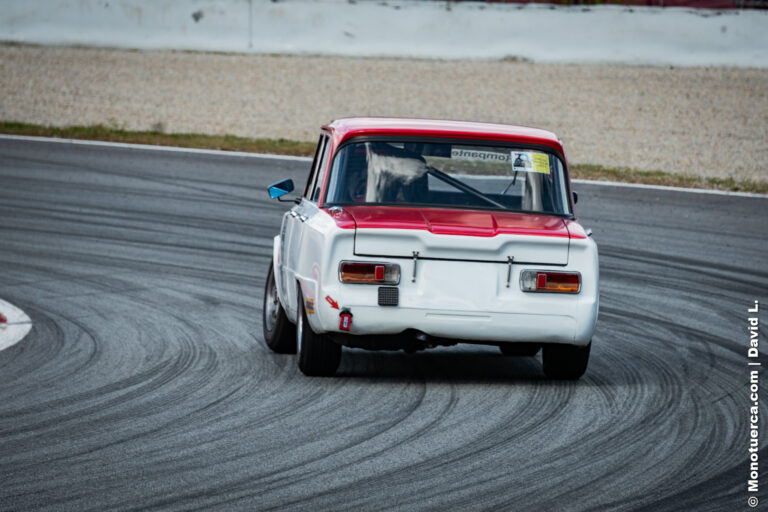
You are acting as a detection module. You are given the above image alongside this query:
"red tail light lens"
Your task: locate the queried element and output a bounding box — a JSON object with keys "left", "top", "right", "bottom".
{"left": 520, "top": 270, "right": 580, "bottom": 293}
{"left": 339, "top": 262, "right": 400, "bottom": 285}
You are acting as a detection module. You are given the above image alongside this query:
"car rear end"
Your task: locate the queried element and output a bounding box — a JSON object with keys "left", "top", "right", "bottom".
{"left": 307, "top": 207, "right": 598, "bottom": 348}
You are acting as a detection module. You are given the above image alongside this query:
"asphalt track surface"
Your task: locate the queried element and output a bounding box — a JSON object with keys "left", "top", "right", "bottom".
{"left": 1, "top": 138, "right": 767, "bottom": 511}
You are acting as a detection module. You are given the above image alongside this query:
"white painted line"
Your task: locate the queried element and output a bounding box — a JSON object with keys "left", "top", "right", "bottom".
{"left": 1, "top": 134, "right": 764, "bottom": 197}
{"left": 572, "top": 179, "right": 767, "bottom": 199}
{"left": 0, "top": 134, "right": 312, "bottom": 161}
{"left": 0, "top": 299, "right": 32, "bottom": 352}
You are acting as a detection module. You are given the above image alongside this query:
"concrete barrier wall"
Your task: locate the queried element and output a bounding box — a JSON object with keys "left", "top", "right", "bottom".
{"left": 1, "top": 0, "right": 767, "bottom": 66}
{"left": 2, "top": 0, "right": 252, "bottom": 53}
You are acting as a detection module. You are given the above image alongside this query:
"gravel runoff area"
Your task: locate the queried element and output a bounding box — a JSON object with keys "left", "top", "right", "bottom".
{"left": 1, "top": 45, "right": 767, "bottom": 181}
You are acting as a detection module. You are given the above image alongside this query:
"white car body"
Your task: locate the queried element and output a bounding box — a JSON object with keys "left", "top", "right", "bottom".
{"left": 274, "top": 202, "right": 598, "bottom": 346}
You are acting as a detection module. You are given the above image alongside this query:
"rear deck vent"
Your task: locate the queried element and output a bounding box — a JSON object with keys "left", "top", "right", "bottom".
{"left": 378, "top": 287, "right": 399, "bottom": 306}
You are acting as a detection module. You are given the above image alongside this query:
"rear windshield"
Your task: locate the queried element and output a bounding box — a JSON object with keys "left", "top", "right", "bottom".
{"left": 324, "top": 141, "right": 571, "bottom": 215}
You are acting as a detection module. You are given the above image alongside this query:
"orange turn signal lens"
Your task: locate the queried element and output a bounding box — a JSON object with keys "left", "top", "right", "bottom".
{"left": 339, "top": 262, "right": 400, "bottom": 285}
{"left": 520, "top": 271, "right": 580, "bottom": 293}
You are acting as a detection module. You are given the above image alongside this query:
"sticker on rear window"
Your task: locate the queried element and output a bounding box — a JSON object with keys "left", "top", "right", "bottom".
{"left": 531, "top": 153, "right": 550, "bottom": 174}
{"left": 451, "top": 148, "right": 511, "bottom": 163}
{"left": 511, "top": 151, "right": 550, "bottom": 174}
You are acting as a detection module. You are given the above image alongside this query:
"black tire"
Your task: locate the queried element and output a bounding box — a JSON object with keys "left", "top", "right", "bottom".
{"left": 499, "top": 343, "right": 540, "bottom": 357}
{"left": 297, "top": 288, "right": 341, "bottom": 377}
{"left": 262, "top": 262, "right": 296, "bottom": 354}
{"left": 542, "top": 342, "right": 591, "bottom": 380}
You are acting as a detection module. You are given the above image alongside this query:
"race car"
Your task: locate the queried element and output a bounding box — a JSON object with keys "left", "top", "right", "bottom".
{"left": 263, "top": 117, "right": 599, "bottom": 379}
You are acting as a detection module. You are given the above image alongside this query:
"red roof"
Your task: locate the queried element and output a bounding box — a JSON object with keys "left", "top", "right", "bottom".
{"left": 323, "top": 117, "right": 564, "bottom": 155}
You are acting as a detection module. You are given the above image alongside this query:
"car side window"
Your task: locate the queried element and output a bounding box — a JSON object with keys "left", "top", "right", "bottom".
{"left": 304, "top": 134, "right": 328, "bottom": 201}
{"left": 303, "top": 135, "right": 326, "bottom": 199}
{"left": 311, "top": 137, "right": 331, "bottom": 203}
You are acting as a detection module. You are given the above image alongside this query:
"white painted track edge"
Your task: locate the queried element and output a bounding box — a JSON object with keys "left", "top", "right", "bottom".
{"left": 0, "top": 134, "right": 313, "bottom": 161}
{"left": 0, "top": 299, "right": 32, "bottom": 352}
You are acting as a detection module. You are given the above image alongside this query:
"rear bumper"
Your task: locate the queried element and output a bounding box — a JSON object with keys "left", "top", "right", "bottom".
{"left": 301, "top": 256, "right": 599, "bottom": 347}
{"left": 324, "top": 305, "right": 591, "bottom": 345}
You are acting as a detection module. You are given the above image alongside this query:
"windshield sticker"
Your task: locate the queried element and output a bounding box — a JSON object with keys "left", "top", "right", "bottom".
{"left": 531, "top": 153, "right": 550, "bottom": 174}
{"left": 511, "top": 151, "right": 550, "bottom": 174}
{"left": 452, "top": 148, "right": 511, "bottom": 163}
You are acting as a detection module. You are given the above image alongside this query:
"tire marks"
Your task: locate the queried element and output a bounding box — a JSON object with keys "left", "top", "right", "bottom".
{"left": 0, "top": 140, "right": 767, "bottom": 511}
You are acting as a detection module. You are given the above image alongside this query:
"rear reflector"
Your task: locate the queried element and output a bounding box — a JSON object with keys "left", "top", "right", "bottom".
{"left": 520, "top": 270, "right": 580, "bottom": 293}
{"left": 339, "top": 261, "right": 400, "bottom": 285}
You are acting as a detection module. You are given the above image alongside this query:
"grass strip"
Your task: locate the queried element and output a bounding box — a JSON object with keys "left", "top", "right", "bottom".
{"left": 570, "top": 164, "right": 767, "bottom": 194}
{"left": 0, "top": 121, "right": 316, "bottom": 157}
{"left": 1, "top": 121, "right": 765, "bottom": 194}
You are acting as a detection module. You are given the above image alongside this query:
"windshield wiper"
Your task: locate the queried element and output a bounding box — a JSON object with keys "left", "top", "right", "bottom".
{"left": 426, "top": 167, "right": 507, "bottom": 210}
{"left": 502, "top": 170, "right": 519, "bottom": 195}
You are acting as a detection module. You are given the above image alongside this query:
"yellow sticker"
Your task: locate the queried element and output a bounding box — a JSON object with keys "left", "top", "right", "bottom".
{"left": 531, "top": 153, "right": 550, "bottom": 174}
{"left": 305, "top": 298, "right": 315, "bottom": 315}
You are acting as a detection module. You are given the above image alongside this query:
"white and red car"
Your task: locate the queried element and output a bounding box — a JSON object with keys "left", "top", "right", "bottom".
{"left": 263, "top": 118, "right": 598, "bottom": 379}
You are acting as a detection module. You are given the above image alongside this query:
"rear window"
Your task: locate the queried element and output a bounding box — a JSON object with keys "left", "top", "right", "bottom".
{"left": 324, "top": 141, "right": 571, "bottom": 215}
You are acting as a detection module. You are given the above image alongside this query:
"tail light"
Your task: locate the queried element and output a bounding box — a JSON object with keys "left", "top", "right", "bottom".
{"left": 520, "top": 270, "right": 580, "bottom": 293}
{"left": 339, "top": 262, "right": 400, "bottom": 285}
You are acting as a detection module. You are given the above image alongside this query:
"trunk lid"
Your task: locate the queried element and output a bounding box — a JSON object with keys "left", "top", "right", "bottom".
{"left": 345, "top": 206, "right": 570, "bottom": 265}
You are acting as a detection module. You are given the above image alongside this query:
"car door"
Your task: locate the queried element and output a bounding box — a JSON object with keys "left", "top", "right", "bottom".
{"left": 281, "top": 133, "right": 330, "bottom": 319}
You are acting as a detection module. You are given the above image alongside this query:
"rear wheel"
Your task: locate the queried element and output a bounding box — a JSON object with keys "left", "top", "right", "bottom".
{"left": 262, "top": 262, "right": 296, "bottom": 354}
{"left": 297, "top": 288, "right": 341, "bottom": 376}
{"left": 499, "top": 343, "right": 540, "bottom": 357}
{"left": 542, "top": 342, "right": 591, "bottom": 380}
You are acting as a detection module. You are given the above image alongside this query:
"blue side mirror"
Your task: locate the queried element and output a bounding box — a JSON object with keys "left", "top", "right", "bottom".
{"left": 268, "top": 178, "right": 294, "bottom": 199}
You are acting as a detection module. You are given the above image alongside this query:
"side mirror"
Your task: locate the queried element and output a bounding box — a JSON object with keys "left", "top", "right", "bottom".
{"left": 268, "top": 179, "right": 294, "bottom": 200}
{"left": 573, "top": 192, "right": 579, "bottom": 204}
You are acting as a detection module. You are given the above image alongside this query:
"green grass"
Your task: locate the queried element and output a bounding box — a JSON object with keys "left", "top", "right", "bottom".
{"left": 0, "top": 121, "right": 316, "bottom": 157}
{"left": 1, "top": 121, "right": 765, "bottom": 194}
{"left": 570, "top": 164, "right": 767, "bottom": 194}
